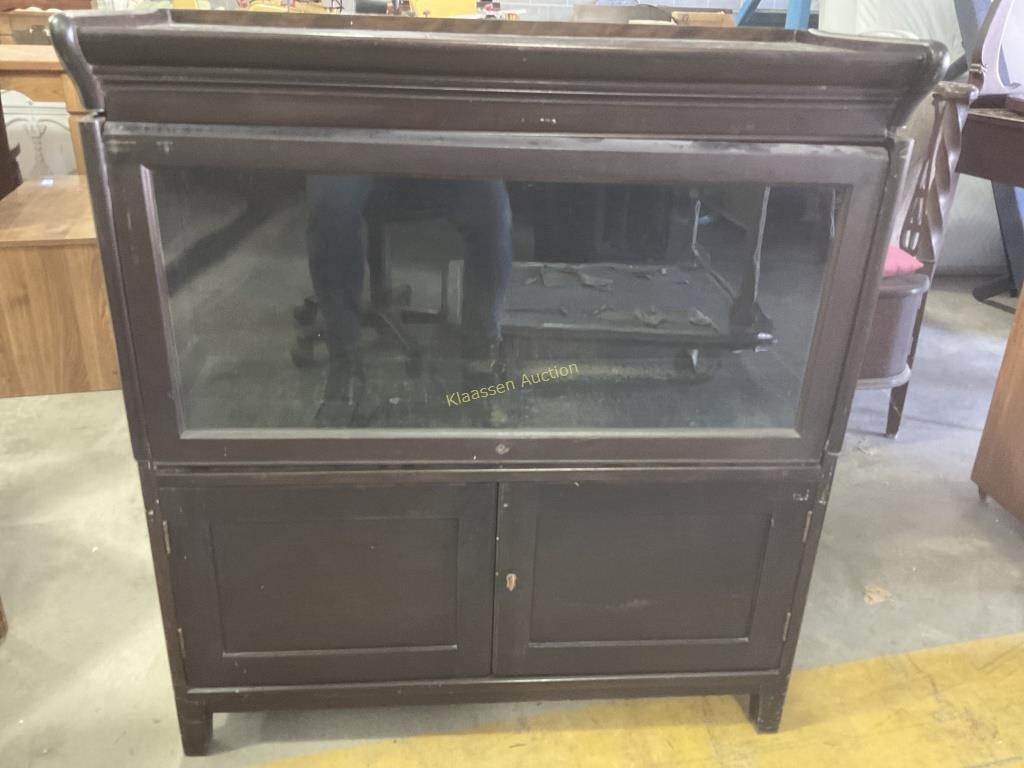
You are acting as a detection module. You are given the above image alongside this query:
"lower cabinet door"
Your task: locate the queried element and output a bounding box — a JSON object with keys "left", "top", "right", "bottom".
{"left": 161, "top": 481, "right": 497, "bottom": 686}
{"left": 493, "top": 478, "right": 812, "bottom": 676}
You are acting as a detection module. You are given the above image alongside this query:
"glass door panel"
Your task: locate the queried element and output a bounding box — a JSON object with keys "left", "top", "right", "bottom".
{"left": 152, "top": 168, "right": 839, "bottom": 434}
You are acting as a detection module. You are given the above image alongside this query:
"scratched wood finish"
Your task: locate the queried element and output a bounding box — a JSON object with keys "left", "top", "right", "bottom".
{"left": 973, "top": 304, "right": 1024, "bottom": 524}
{"left": 52, "top": 10, "right": 944, "bottom": 144}
{"left": 0, "top": 177, "right": 119, "bottom": 397}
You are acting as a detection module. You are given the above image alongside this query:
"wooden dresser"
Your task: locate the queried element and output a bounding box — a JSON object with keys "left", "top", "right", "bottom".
{"left": 974, "top": 304, "right": 1024, "bottom": 523}
{"left": 0, "top": 175, "right": 119, "bottom": 397}
{"left": 961, "top": 0, "right": 1024, "bottom": 522}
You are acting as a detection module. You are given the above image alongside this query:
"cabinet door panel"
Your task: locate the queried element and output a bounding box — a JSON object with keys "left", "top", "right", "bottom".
{"left": 162, "top": 481, "right": 496, "bottom": 686}
{"left": 493, "top": 479, "right": 811, "bottom": 676}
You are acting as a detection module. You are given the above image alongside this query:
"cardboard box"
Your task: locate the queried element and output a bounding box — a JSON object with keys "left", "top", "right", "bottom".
{"left": 411, "top": 0, "right": 476, "bottom": 17}
{"left": 572, "top": 5, "right": 735, "bottom": 27}
{"left": 670, "top": 9, "right": 735, "bottom": 27}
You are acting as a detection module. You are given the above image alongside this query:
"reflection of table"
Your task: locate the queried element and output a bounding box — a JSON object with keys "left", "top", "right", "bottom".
{"left": 959, "top": 107, "right": 1024, "bottom": 188}
{"left": 0, "top": 44, "right": 87, "bottom": 177}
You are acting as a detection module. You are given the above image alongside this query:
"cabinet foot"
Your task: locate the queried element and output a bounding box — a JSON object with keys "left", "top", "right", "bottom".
{"left": 176, "top": 699, "right": 213, "bottom": 756}
{"left": 748, "top": 680, "right": 788, "bottom": 733}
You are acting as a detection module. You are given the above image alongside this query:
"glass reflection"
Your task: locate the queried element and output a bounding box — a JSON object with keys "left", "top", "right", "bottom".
{"left": 306, "top": 176, "right": 513, "bottom": 426}
{"left": 153, "top": 170, "right": 836, "bottom": 432}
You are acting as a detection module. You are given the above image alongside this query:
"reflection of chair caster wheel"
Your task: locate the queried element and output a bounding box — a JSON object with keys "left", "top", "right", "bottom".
{"left": 675, "top": 347, "right": 720, "bottom": 383}
{"left": 293, "top": 296, "right": 318, "bottom": 326}
{"left": 291, "top": 338, "right": 318, "bottom": 368}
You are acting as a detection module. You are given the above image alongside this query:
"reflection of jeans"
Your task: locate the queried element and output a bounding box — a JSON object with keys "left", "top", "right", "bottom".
{"left": 306, "top": 176, "right": 513, "bottom": 360}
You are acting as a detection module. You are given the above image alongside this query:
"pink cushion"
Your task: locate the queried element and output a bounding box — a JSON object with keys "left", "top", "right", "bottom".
{"left": 883, "top": 244, "right": 924, "bottom": 277}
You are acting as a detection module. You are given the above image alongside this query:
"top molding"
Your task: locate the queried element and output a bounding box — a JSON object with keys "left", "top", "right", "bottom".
{"left": 51, "top": 10, "right": 947, "bottom": 144}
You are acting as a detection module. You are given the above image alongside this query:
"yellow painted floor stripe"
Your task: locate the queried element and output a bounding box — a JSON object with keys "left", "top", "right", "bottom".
{"left": 264, "top": 633, "right": 1024, "bottom": 768}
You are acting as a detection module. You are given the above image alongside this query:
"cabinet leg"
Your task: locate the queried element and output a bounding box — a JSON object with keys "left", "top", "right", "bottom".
{"left": 748, "top": 679, "right": 788, "bottom": 733}
{"left": 176, "top": 698, "right": 213, "bottom": 756}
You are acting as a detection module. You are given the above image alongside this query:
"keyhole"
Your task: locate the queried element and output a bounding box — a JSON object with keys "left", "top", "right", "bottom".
{"left": 506, "top": 573, "right": 517, "bottom": 592}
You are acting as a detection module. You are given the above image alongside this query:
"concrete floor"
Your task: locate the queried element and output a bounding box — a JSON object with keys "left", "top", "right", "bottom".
{"left": 0, "top": 278, "right": 1021, "bottom": 767}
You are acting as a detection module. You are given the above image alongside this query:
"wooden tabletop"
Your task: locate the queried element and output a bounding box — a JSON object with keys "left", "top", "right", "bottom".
{"left": 0, "top": 175, "right": 96, "bottom": 247}
{"left": 959, "top": 104, "right": 1024, "bottom": 187}
{"left": 0, "top": 43, "right": 62, "bottom": 72}
{"left": 0, "top": 43, "right": 70, "bottom": 103}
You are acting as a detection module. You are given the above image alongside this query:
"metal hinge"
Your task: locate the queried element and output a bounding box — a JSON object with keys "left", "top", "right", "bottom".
{"left": 162, "top": 520, "right": 172, "bottom": 556}
{"left": 802, "top": 510, "right": 814, "bottom": 543}
{"left": 781, "top": 611, "right": 792, "bottom": 643}
{"left": 177, "top": 627, "right": 186, "bottom": 659}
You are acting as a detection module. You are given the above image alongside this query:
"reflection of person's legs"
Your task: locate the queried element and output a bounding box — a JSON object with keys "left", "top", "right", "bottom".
{"left": 306, "top": 175, "right": 374, "bottom": 425}
{"left": 306, "top": 175, "right": 374, "bottom": 362}
{"left": 439, "top": 180, "right": 513, "bottom": 351}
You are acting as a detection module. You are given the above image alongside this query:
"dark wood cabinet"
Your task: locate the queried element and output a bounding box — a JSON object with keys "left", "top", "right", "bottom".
{"left": 493, "top": 479, "right": 809, "bottom": 677}
{"left": 162, "top": 481, "right": 497, "bottom": 686}
{"left": 53, "top": 9, "right": 944, "bottom": 755}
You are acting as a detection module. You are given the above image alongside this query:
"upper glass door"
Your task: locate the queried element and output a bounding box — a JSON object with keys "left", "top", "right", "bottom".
{"left": 105, "top": 128, "right": 890, "bottom": 464}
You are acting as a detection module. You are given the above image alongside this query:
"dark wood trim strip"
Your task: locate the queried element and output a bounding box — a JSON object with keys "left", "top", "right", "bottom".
{"left": 152, "top": 465, "right": 824, "bottom": 486}
{"left": 189, "top": 669, "right": 781, "bottom": 711}
{"left": 51, "top": 11, "right": 945, "bottom": 144}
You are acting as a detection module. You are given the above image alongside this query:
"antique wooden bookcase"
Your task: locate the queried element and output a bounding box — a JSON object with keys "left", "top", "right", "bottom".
{"left": 53, "top": 11, "right": 943, "bottom": 755}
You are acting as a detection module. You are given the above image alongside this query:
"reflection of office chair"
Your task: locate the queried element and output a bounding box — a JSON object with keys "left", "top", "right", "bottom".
{"left": 291, "top": 188, "right": 435, "bottom": 372}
